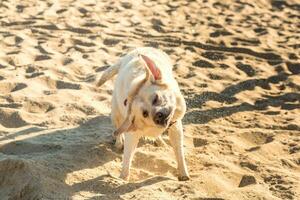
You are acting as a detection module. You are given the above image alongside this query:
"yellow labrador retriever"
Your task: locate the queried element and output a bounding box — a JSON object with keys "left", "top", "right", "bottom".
{"left": 97, "top": 47, "right": 189, "bottom": 181}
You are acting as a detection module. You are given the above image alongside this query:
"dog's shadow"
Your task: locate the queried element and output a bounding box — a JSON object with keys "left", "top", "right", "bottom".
{"left": 0, "top": 115, "right": 171, "bottom": 199}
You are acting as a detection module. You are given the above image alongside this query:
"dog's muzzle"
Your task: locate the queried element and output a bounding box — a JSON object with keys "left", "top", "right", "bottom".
{"left": 153, "top": 108, "right": 171, "bottom": 126}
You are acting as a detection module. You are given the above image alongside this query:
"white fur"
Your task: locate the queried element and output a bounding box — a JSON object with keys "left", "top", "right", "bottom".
{"left": 98, "top": 47, "right": 189, "bottom": 181}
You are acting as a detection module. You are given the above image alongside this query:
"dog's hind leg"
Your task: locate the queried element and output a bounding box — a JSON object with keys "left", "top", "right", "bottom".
{"left": 168, "top": 120, "right": 190, "bottom": 181}
{"left": 120, "top": 132, "right": 140, "bottom": 181}
{"left": 111, "top": 118, "right": 124, "bottom": 151}
{"left": 111, "top": 96, "right": 124, "bottom": 151}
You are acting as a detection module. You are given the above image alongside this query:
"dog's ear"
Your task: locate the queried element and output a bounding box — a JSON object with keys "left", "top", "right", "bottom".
{"left": 140, "top": 54, "right": 162, "bottom": 82}
{"left": 113, "top": 116, "right": 136, "bottom": 137}
{"left": 113, "top": 63, "right": 150, "bottom": 137}
{"left": 172, "top": 94, "right": 186, "bottom": 122}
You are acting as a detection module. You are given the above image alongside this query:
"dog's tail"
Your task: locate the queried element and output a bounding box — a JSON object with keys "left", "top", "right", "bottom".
{"left": 96, "top": 60, "right": 121, "bottom": 87}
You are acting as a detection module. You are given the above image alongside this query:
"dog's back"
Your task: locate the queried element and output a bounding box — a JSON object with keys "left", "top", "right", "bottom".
{"left": 96, "top": 47, "right": 173, "bottom": 87}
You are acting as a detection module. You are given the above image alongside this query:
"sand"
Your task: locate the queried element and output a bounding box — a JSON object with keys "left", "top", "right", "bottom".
{"left": 0, "top": 0, "right": 299, "bottom": 199}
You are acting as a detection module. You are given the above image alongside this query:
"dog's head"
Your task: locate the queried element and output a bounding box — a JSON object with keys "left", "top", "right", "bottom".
{"left": 131, "top": 81, "right": 176, "bottom": 131}
{"left": 114, "top": 54, "right": 184, "bottom": 136}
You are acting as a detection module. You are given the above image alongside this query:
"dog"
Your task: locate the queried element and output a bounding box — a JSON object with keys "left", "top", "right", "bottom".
{"left": 97, "top": 47, "right": 189, "bottom": 181}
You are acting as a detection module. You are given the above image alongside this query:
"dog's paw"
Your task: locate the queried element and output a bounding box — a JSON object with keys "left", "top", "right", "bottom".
{"left": 178, "top": 175, "right": 190, "bottom": 181}
{"left": 119, "top": 173, "right": 130, "bottom": 181}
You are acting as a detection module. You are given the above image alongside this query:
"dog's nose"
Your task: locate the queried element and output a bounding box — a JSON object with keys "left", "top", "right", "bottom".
{"left": 154, "top": 109, "right": 170, "bottom": 126}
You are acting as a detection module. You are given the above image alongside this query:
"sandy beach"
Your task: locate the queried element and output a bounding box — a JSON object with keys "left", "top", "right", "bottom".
{"left": 0, "top": 0, "right": 299, "bottom": 199}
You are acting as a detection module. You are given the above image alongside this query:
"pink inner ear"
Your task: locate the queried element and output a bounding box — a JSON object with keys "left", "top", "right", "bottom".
{"left": 141, "top": 55, "right": 161, "bottom": 80}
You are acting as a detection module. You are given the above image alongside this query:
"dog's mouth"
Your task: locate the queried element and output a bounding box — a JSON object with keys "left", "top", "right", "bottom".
{"left": 153, "top": 106, "right": 173, "bottom": 127}
{"left": 153, "top": 113, "right": 172, "bottom": 127}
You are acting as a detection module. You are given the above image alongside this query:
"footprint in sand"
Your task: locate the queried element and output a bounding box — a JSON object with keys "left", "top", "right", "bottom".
{"left": 202, "top": 51, "right": 227, "bottom": 61}
{"left": 34, "top": 55, "right": 51, "bottom": 61}
{"left": 235, "top": 62, "right": 256, "bottom": 77}
{"left": 264, "top": 174, "right": 295, "bottom": 199}
{"left": 23, "top": 100, "right": 55, "bottom": 114}
{"left": 25, "top": 65, "right": 44, "bottom": 78}
{"left": 62, "top": 57, "right": 73, "bottom": 65}
{"left": 192, "top": 59, "right": 214, "bottom": 68}
{"left": 103, "top": 38, "right": 121, "bottom": 46}
{"left": 132, "top": 151, "right": 177, "bottom": 175}
{"left": 56, "top": 80, "right": 81, "bottom": 90}
{"left": 193, "top": 138, "right": 208, "bottom": 147}
{"left": 240, "top": 161, "right": 258, "bottom": 171}
{"left": 210, "top": 29, "right": 232, "bottom": 38}
{"left": 240, "top": 131, "right": 274, "bottom": 146}
{"left": 0, "top": 82, "right": 27, "bottom": 94}
{"left": 0, "top": 109, "right": 28, "bottom": 128}
{"left": 38, "top": 76, "right": 81, "bottom": 90}
{"left": 254, "top": 27, "right": 268, "bottom": 36}
{"left": 286, "top": 62, "right": 300, "bottom": 74}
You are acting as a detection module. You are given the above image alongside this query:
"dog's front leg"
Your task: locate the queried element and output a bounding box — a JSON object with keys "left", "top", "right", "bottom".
{"left": 120, "top": 132, "right": 140, "bottom": 181}
{"left": 168, "top": 120, "right": 190, "bottom": 181}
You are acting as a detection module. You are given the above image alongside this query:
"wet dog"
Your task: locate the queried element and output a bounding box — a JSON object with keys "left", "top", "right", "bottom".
{"left": 97, "top": 47, "right": 189, "bottom": 181}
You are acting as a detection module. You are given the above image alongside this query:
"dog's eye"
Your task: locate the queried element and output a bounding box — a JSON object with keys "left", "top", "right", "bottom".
{"left": 142, "top": 110, "right": 149, "bottom": 118}
{"left": 152, "top": 94, "right": 158, "bottom": 105}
